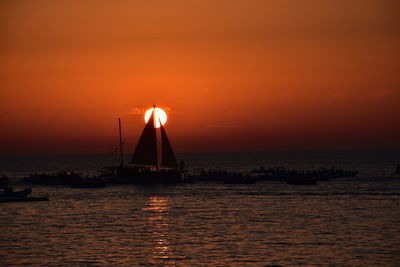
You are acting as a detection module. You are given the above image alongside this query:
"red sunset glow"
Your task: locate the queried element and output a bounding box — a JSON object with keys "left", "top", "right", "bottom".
{"left": 0, "top": 0, "right": 399, "bottom": 154}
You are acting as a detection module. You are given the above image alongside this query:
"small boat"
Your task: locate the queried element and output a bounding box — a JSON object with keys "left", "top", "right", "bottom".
{"left": 0, "top": 187, "right": 32, "bottom": 198}
{"left": 0, "top": 187, "right": 49, "bottom": 203}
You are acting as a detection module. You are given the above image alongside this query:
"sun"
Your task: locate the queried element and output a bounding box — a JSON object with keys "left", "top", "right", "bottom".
{"left": 144, "top": 107, "right": 167, "bottom": 128}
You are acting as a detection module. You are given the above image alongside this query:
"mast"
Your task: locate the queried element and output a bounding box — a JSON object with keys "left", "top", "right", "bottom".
{"left": 118, "top": 118, "right": 124, "bottom": 168}
{"left": 153, "top": 105, "right": 160, "bottom": 171}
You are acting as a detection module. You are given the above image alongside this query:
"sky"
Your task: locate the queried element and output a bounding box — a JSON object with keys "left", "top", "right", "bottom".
{"left": 0, "top": 0, "right": 399, "bottom": 154}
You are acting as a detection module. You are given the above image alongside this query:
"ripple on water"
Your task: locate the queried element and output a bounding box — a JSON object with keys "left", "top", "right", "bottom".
{"left": 1, "top": 181, "right": 400, "bottom": 266}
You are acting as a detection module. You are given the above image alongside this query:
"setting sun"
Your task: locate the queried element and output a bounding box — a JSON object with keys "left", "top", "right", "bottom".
{"left": 144, "top": 107, "right": 167, "bottom": 128}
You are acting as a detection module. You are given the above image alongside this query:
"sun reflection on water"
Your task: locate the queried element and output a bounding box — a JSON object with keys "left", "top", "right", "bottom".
{"left": 143, "top": 196, "right": 174, "bottom": 265}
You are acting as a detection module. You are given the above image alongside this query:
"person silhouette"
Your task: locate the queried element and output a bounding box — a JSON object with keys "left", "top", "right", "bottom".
{"left": 180, "top": 160, "right": 186, "bottom": 172}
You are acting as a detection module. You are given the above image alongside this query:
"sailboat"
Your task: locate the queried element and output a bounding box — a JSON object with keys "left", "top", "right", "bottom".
{"left": 106, "top": 106, "right": 182, "bottom": 184}
{"left": 131, "top": 106, "right": 178, "bottom": 169}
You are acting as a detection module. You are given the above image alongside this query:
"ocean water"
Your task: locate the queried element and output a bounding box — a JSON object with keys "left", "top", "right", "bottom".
{"left": 1, "top": 151, "right": 400, "bottom": 266}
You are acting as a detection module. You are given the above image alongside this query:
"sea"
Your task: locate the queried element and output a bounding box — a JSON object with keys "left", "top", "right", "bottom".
{"left": 1, "top": 151, "right": 400, "bottom": 266}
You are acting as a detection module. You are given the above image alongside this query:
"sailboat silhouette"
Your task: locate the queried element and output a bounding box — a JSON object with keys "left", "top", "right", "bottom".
{"left": 106, "top": 106, "right": 181, "bottom": 185}
{"left": 131, "top": 106, "right": 178, "bottom": 169}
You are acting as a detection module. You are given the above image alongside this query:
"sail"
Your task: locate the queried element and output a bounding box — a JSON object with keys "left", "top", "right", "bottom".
{"left": 131, "top": 110, "right": 158, "bottom": 166}
{"left": 160, "top": 124, "right": 178, "bottom": 168}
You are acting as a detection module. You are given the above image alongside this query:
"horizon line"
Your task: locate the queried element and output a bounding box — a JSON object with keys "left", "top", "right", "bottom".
{"left": 1, "top": 149, "right": 400, "bottom": 157}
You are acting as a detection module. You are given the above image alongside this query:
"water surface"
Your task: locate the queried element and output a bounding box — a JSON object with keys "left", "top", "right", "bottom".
{"left": 1, "top": 151, "right": 400, "bottom": 266}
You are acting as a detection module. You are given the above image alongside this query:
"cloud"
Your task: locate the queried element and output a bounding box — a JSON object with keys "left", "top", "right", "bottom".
{"left": 163, "top": 106, "right": 175, "bottom": 113}
{"left": 129, "top": 107, "right": 146, "bottom": 115}
{"left": 129, "top": 106, "right": 175, "bottom": 115}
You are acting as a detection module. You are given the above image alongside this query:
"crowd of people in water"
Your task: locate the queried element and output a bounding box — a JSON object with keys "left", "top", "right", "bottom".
{"left": 0, "top": 164, "right": 377, "bottom": 187}
{"left": 2, "top": 163, "right": 400, "bottom": 187}
{"left": 22, "top": 171, "right": 82, "bottom": 186}
{"left": 251, "top": 166, "right": 358, "bottom": 181}
{"left": 1, "top": 164, "right": 398, "bottom": 203}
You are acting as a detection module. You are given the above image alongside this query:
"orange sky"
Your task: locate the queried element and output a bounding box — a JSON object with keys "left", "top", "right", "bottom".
{"left": 1, "top": 0, "right": 399, "bottom": 154}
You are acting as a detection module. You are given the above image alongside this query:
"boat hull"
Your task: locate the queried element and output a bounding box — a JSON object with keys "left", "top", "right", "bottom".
{"left": 0, "top": 188, "right": 32, "bottom": 198}
{"left": 107, "top": 169, "right": 182, "bottom": 185}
